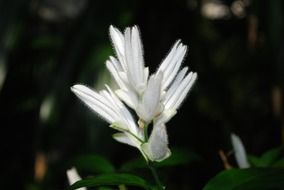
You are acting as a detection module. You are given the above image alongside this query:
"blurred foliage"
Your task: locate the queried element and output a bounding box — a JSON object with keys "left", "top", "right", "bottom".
{"left": 71, "top": 154, "right": 115, "bottom": 174}
{"left": 204, "top": 168, "right": 284, "bottom": 190}
{"left": 248, "top": 147, "right": 283, "bottom": 167}
{"left": 68, "top": 173, "right": 150, "bottom": 190}
{"left": 0, "top": 0, "right": 284, "bottom": 189}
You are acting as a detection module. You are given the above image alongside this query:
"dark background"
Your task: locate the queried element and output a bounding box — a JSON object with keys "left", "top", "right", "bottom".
{"left": 0, "top": 0, "right": 283, "bottom": 189}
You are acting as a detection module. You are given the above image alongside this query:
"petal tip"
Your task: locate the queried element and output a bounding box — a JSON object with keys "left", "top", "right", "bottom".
{"left": 70, "top": 84, "right": 84, "bottom": 92}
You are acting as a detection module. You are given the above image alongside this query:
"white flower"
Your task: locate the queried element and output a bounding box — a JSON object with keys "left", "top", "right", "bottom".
{"left": 71, "top": 84, "right": 144, "bottom": 149}
{"left": 107, "top": 25, "right": 197, "bottom": 123}
{"left": 231, "top": 133, "right": 250, "bottom": 168}
{"left": 71, "top": 25, "right": 197, "bottom": 162}
{"left": 66, "top": 167, "right": 86, "bottom": 190}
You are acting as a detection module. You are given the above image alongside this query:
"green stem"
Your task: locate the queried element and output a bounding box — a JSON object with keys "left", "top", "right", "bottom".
{"left": 148, "top": 162, "right": 164, "bottom": 190}
{"left": 127, "top": 130, "right": 144, "bottom": 143}
{"left": 144, "top": 124, "right": 149, "bottom": 141}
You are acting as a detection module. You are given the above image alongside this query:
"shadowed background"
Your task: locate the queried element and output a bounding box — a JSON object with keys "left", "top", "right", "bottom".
{"left": 0, "top": 0, "right": 283, "bottom": 189}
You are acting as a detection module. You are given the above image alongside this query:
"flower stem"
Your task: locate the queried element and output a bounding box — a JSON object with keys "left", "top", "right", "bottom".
{"left": 144, "top": 125, "right": 149, "bottom": 141}
{"left": 148, "top": 162, "right": 164, "bottom": 190}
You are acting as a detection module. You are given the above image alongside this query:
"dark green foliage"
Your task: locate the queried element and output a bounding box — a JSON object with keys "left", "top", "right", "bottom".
{"left": 248, "top": 147, "right": 283, "bottom": 167}
{"left": 203, "top": 168, "right": 284, "bottom": 190}
{"left": 71, "top": 155, "right": 115, "bottom": 174}
{"left": 67, "top": 173, "right": 150, "bottom": 190}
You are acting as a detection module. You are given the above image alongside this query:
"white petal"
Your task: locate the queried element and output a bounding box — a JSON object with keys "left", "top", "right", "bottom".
{"left": 106, "top": 59, "right": 127, "bottom": 90}
{"left": 157, "top": 41, "right": 187, "bottom": 90}
{"left": 165, "top": 72, "right": 197, "bottom": 110}
{"left": 113, "top": 131, "right": 147, "bottom": 160}
{"left": 157, "top": 40, "right": 180, "bottom": 73}
{"left": 137, "top": 72, "right": 163, "bottom": 122}
{"left": 71, "top": 85, "right": 119, "bottom": 123}
{"left": 109, "top": 56, "right": 123, "bottom": 71}
{"left": 163, "top": 45, "right": 187, "bottom": 90}
{"left": 173, "top": 72, "right": 197, "bottom": 109}
{"left": 109, "top": 25, "right": 127, "bottom": 71}
{"left": 124, "top": 27, "right": 146, "bottom": 94}
{"left": 231, "top": 133, "right": 250, "bottom": 168}
{"left": 113, "top": 132, "right": 137, "bottom": 147}
{"left": 142, "top": 123, "right": 171, "bottom": 162}
{"left": 104, "top": 86, "right": 139, "bottom": 135}
{"left": 154, "top": 109, "right": 177, "bottom": 126}
{"left": 124, "top": 28, "right": 136, "bottom": 86}
{"left": 117, "top": 71, "right": 134, "bottom": 90}
{"left": 66, "top": 167, "right": 87, "bottom": 190}
{"left": 164, "top": 67, "right": 189, "bottom": 102}
{"left": 110, "top": 121, "right": 130, "bottom": 131}
{"left": 116, "top": 89, "right": 138, "bottom": 109}
{"left": 110, "top": 25, "right": 124, "bottom": 55}
{"left": 71, "top": 85, "right": 135, "bottom": 133}
{"left": 132, "top": 26, "right": 145, "bottom": 84}
{"left": 144, "top": 67, "right": 149, "bottom": 83}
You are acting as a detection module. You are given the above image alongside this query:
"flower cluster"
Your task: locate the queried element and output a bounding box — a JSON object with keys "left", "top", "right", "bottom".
{"left": 71, "top": 25, "right": 197, "bottom": 162}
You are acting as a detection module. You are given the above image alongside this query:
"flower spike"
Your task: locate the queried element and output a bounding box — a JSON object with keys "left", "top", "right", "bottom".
{"left": 71, "top": 25, "right": 197, "bottom": 162}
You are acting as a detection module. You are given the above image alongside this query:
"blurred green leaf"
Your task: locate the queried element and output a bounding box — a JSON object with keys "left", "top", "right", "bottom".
{"left": 120, "top": 157, "right": 146, "bottom": 171}
{"left": 248, "top": 147, "right": 282, "bottom": 167}
{"left": 260, "top": 147, "right": 282, "bottom": 166}
{"left": 203, "top": 168, "right": 284, "bottom": 190}
{"left": 155, "top": 149, "right": 201, "bottom": 168}
{"left": 247, "top": 155, "right": 266, "bottom": 167}
{"left": 120, "top": 149, "right": 200, "bottom": 171}
{"left": 67, "top": 173, "right": 150, "bottom": 190}
{"left": 31, "top": 36, "right": 62, "bottom": 49}
{"left": 26, "top": 183, "right": 41, "bottom": 190}
{"left": 72, "top": 155, "right": 115, "bottom": 173}
{"left": 98, "top": 187, "right": 113, "bottom": 190}
{"left": 272, "top": 159, "right": 284, "bottom": 168}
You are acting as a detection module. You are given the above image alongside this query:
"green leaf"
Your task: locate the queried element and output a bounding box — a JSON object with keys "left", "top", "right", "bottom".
{"left": 120, "top": 157, "right": 147, "bottom": 171}
{"left": 203, "top": 168, "right": 284, "bottom": 190}
{"left": 260, "top": 147, "right": 282, "bottom": 166}
{"left": 67, "top": 173, "right": 150, "bottom": 190}
{"left": 247, "top": 155, "right": 265, "bottom": 167}
{"left": 154, "top": 149, "right": 201, "bottom": 168}
{"left": 72, "top": 155, "right": 115, "bottom": 173}
{"left": 248, "top": 147, "right": 282, "bottom": 167}
{"left": 98, "top": 187, "right": 113, "bottom": 190}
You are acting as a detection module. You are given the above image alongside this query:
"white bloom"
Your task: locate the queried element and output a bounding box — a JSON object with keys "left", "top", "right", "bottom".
{"left": 108, "top": 25, "right": 197, "bottom": 123}
{"left": 72, "top": 25, "right": 197, "bottom": 162}
{"left": 66, "top": 167, "right": 86, "bottom": 190}
{"left": 71, "top": 84, "right": 144, "bottom": 148}
{"left": 231, "top": 133, "right": 250, "bottom": 168}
